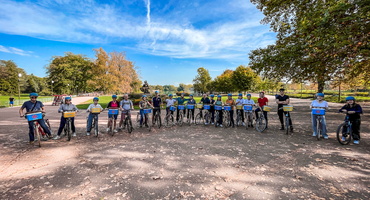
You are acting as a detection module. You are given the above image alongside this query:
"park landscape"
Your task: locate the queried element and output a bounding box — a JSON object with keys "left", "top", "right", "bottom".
{"left": 0, "top": 0, "right": 369, "bottom": 200}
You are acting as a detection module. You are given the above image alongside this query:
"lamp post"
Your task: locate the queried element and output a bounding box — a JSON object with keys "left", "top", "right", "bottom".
{"left": 67, "top": 84, "right": 70, "bottom": 95}
{"left": 18, "top": 73, "right": 22, "bottom": 104}
{"left": 51, "top": 80, "right": 54, "bottom": 95}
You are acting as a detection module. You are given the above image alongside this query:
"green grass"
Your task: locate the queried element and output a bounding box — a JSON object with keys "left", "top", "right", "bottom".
{"left": 0, "top": 94, "right": 53, "bottom": 108}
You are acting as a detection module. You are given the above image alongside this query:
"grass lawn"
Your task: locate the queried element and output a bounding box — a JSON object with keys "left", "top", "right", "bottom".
{"left": 0, "top": 94, "right": 53, "bottom": 108}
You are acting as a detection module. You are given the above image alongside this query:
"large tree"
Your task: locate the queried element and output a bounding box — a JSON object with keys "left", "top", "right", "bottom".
{"left": 249, "top": 0, "right": 369, "bottom": 92}
{"left": 213, "top": 69, "right": 235, "bottom": 93}
{"left": 0, "top": 60, "right": 27, "bottom": 95}
{"left": 231, "top": 66, "right": 258, "bottom": 93}
{"left": 193, "top": 67, "right": 212, "bottom": 94}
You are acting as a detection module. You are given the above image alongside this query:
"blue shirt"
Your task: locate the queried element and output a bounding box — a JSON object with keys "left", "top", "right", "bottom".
{"left": 187, "top": 99, "right": 196, "bottom": 104}
{"left": 152, "top": 96, "right": 162, "bottom": 107}
{"left": 21, "top": 101, "right": 44, "bottom": 112}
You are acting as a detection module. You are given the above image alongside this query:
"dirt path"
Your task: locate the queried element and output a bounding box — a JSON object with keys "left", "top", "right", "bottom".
{"left": 0, "top": 96, "right": 369, "bottom": 199}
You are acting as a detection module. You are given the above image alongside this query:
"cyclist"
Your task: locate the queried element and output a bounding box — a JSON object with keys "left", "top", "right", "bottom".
{"left": 19, "top": 93, "right": 53, "bottom": 144}
{"left": 165, "top": 94, "right": 177, "bottom": 116}
{"left": 310, "top": 93, "right": 329, "bottom": 139}
{"left": 186, "top": 94, "right": 196, "bottom": 122}
{"left": 53, "top": 96, "right": 78, "bottom": 140}
{"left": 119, "top": 94, "right": 134, "bottom": 129}
{"left": 275, "top": 88, "right": 293, "bottom": 131}
{"left": 236, "top": 93, "right": 245, "bottom": 126}
{"left": 244, "top": 94, "right": 255, "bottom": 128}
{"left": 209, "top": 94, "right": 215, "bottom": 124}
{"left": 255, "top": 92, "right": 269, "bottom": 128}
{"left": 86, "top": 97, "right": 104, "bottom": 136}
{"left": 139, "top": 95, "right": 153, "bottom": 127}
{"left": 225, "top": 94, "right": 236, "bottom": 128}
{"left": 106, "top": 95, "right": 120, "bottom": 133}
{"left": 215, "top": 95, "right": 223, "bottom": 127}
{"left": 152, "top": 91, "right": 162, "bottom": 125}
{"left": 175, "top": 93, "right": 188, "bottom": 122}
{"left": 9, "top": 96, "right": 14, "bottom": 107}
{"left": 339, "top": 96, "right": 363, "bottom": 144}
{"left": 199, "top": 93, "right": 211, "bottom": 124}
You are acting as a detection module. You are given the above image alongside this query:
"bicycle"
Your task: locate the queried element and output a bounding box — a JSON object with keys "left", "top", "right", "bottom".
{"left": 165, "top": 106, "right": 176, "bottom": 127}
{"left": 25, "top": 111, "right": 49, "bottom": 147}
{"left": 186, "top": 104, "right": 195, "bottom": 126}
{"left": 214, "top": 105, "right": 223, "bottom": 128}
{"left": 108, "top": 108, "right": 119, "bottom": 136}
{"left": 244, "top": 105, "right": 254, "bottom": 129}
{"left": 255, "top": 106, "right": 270, "bottom": 132}
{"left": 153, "top": 107, "right": 162, "bottom": 129}
{"left": 282, "top": 105, "right": 293, "bottom": 135}
{"left": 177, "top": 105, "right": 185, "bottom": 126}
{"left": 136, "top": 108, "right": 152, "bottom": 131}
{"left": 235, "top": 105, "right": 244, "bottom": 127}
{"left": 89, "top": 108, "right": 101, "bottom": 137}
{"left": 63, "top": 111, "right": 76, "bottom": 141}
{"left": 223, "top": 106, "right": 232, "bottom": 128}
{"left": 312, "top": 108, "right": 326, "bottom": 140}
{"left": 336, "top": 114, "right": 353, "bottom": 145}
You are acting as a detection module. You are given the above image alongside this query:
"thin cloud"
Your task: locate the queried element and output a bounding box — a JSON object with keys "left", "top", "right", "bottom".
{"left": 0, "top": 45, "right": 33, "bottom": 56}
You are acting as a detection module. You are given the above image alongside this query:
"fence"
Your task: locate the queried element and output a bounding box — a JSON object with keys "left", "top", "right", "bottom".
{"left": 0, "top": 97, "right": 54, "bottom": 108}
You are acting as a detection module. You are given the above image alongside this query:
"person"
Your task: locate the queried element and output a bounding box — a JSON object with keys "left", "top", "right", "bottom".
{"left": 175, "top": 93, "right": 188, "bottom": 122}
{"left": 152, "top": 91, "right": 162, "bottom": 125}
{"left": 255, "top": 92, "right": 269, "bottom": 128}
{"left": 139, "top": 95, "right": 153, "bottom": 127}
{"left": 86, "top": 97, "right": 104, "bottom": 136}
{"left": 53, "top": 96, "right": 78, "bottom": 140}
{"left": 339, "top": 96, "right": 363, "bottom": 144}
{"left": 209, "top": 94, "right": 216, "bottom": 124}
{"left": 275, "top": 88, "right": 293, "bottom": 131}
{"left": 215, "top": 95, "right": 223, "bottom": 127}
{"left": 106, "top": 95, "right": 120, "bottom": 133}
{"left": 141, "top": 80, "right": 150, "bottom": 93}
{"left": 119, "top": 94, "right": 134, "bottom": 129}
{"left": 9, "top": 96, "right": 14, "bottom": 107}
{"left": 225, "top": 94, "right": 236, "bottom": 128}
{"left": 19, "top": 93, "right": 52, "bottom": 144}
{"left": 186, "top": 94, "right": 196, "bottom": 121}
{"left": 199, "top": 93, "right": 211, "bottom": 124}
{"left": 236, "top": 93, "right": 245, "bottom": 126}
{"left": 310, "top": 93, "right": 329, "bottom": 139}
{"left": 244, "top": 94, "right": 256, "bottom": 127}
{"left": 165, "top": 94, "right": 177, "bottom": 116}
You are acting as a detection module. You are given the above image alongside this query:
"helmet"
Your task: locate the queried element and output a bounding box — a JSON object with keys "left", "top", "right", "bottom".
{"left": 217, "top": 95, "right": 222, "bottom": 98}
{"left": 112, "top": 95, "right": 117, "bottom": 98}
{"left": 169, "top": 94, "right": 173, "bottom": 97}
{"left": 181, "top": 93, "right": 185, "bottom": 95}
{"left": 260, "top": 91, "right": 265, "bottom": 94}
{"left": 210, "top": 94, "right": 215, "bottom": 97}
{"left": 345, "top": 96, "right": 355, "bottom": 101}
{"left": 29, "top": 93, "right": 38, "bottom": 97}
{"left": 142, "top": 95, "right": 147, "bottom": 98}
{"left": 238, "top": 93, "right": 243, "bottom": 96}
{"left": 93, "top": 97, "right": 99, "bottom": 101}
{"left": 247, "top": 94, "right": 251, "bottom": 97}
{"left": 189, "top": 94, "right": 193, "bottom": 97}
{"left": 228, "top": 93, "right": 232, "bottom": 96}
{"left": 316, "top": 93, "right": 324, "bottom": 97}
{"left": 155, "top": 91, "right": 159, "bottom": 94}
{"left": 65, "top": 96, "right": 72, "bottom": 100}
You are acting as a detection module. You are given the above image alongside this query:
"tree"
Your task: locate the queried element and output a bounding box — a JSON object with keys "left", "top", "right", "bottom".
{"left": 177, "top": 84, "right": 185, "bottom": 92}
{"left": 213, "top": 69, "right": 235, "bottom": 93}
{"left": 249, "top": 0, "right": 370, "bottom": 93}
{"left": 193, "top": 67, "right": 212, "bottom": 94}
{"left": 231, "top": 66, "right": 258, "bottom": 93}
{"left": 0, "top": 60, "right": 27, "bottom": 95}
{"left": 163, "top": 85, "right": 177, "bottom": 94}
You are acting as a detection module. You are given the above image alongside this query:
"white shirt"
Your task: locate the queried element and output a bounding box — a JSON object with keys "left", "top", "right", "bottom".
{"left": 236, "top": 98, "right": 244, "bottom": 105}
{"left": 120, "top": 99, "right": 133, "bottom": 111}
{"left": 243, "top": 99, "right": 255, "bottom": 105}
{"left": 166, "top": 99, "right": 177, "bottom": 107}
{"left": 311, "top": 100, "right": 328, "bottom": 109}
{"left": 87, "top": 103, "right": 103, "bottom": 112}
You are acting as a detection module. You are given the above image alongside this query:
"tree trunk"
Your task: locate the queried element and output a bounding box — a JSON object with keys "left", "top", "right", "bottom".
{"left": 317, "top": 79, "right": 325, "bottom": 93}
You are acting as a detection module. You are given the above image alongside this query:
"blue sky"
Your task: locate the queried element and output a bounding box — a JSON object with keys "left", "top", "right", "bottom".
{"left": 0, "top": 0, "right": 276, "bottom": 85}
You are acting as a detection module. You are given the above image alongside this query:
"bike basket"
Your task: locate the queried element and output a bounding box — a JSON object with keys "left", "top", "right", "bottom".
{"left": 263, "top": 106, "right": 271, "bottom": 112}
{"left": 215, "top": 106, "right": 222, "bottom": 110}
{"left": 26, "top": 112, "right": 43, "bottom": 121}
{"left": 63, "top": 111, "right": 76, "bottom": 118}
{"left": 244, "top": 105, "right": 253, "bottom": 111}
{"left": 283, "top": 105, "right": 293, "bottom": 111}
{"left": 108, "top": 109, "right": 119, "bottom": 115}
{"left": 204, "top": 105, "right": 211, "bottom": 110}
{"left": 312, "top": 108, "right": 325, "bottom": 115}
{"left": 224, "top": 106, "right": 231, "bottom": 111}
{"left": 91, "top": 108, "right": 101, "bottom": 113}
{"left": 169, "top": 106, "right": 176, "bottom": 111}
{"left": 144, "top": 109, "right": 152, "bottom": 114}
{"left": 187, "top": 104, "right": 195, "bottom": 109}
{"left": 236, "top": 105, "right": 243, "bottom": 110}
{"left": 196, "top": 104, "right": 203, "bottom": 109}
{"left": 178, "top": 105, "right": 185, "bottom": 110}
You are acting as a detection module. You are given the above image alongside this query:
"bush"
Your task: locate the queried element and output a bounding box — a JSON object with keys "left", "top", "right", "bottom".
{"left": 175, "top": 92, "right": 190, "bottom": 96}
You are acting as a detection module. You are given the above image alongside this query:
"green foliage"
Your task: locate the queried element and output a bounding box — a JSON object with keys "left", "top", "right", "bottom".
{"left": 0, "top": 60, "right": 27, "bottom": 95}
{"left": 213, "top": 69, "right": 235, "bottom": 93}
{"left": 163, "top": 85, "right": 177, "bottom": 94}
{"left": 193, "top": 67, "right": 212, "bottom": 93}
{"left": 231, "top": 66, "right": 258, "bottom": 93}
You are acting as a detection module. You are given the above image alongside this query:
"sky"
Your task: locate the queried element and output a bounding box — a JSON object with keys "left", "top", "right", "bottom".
{"left": 0, "top": 0, "right": 276, "bottom": 86}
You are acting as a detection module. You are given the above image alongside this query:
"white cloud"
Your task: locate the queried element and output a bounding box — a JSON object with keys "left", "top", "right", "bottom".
{"left": 0, "top": 0, "right": 276, "bottom": 59}
{"left": 0, "top": 45, "right": 33, "bottom": 56}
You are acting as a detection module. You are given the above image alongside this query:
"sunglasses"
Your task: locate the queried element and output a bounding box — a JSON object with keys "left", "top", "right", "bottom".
{"left": 30, "top": 96, "right": 37, "bottom": 99}
{"left": 65, "top": 100, "right": 71, "bottom": 101}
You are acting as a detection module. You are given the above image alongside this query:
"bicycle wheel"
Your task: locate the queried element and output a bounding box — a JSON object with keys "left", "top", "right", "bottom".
{"left": 215, "top": 112, "right": 219, "bottom": 127}
{"left": 336, "top": 123, "right": 351, "bottom": 145}
{"left": 136, "top": 113, "right": 141, "bottom": 128}
{"left": 34, "top": 124, "right": 41, "bottom": 147}
{"left": 204, "top": 112, "right": 210, "bottom": 125}
{"left": 285, "top": 116, "right": 290, "bottom": 135}
{"left": 155, "top": 113, "right": 162, "bottom": 129}
{"left": 223, "top": 111, "right": 230, "bottom": 128}
{"left": 178, "top": 113, "right": 183, "bottom": 127}
{"left": 94, "top": 116, "right": 99, "bottom": 137}
{"left": 195, "top": 113, "right": 202, "bottom": 125}
{"left": 45, "top": 119, "right": 52, "bottom": 135}
{"left": 187, "top": 110, "right": 191, "bottom": 126}
{"left": 145, "top": 114, "right": 151, "bottom": 131}
{"left": 245, "top": 113, "right": 250, "bottom": 130}
{"left": 110, "top": 118, "right": 115, "bottom": 136}
{"left": 316, "top": 118, "right": 321, "bottom": 141}
{"left": 236, "top": 111, "right": 241, "bottom": 126}
{"left": 255, "top": 117, "right": 267, "bottom": 132}
{"left": 66, "top": 120, "right": 71, "bottom": 141}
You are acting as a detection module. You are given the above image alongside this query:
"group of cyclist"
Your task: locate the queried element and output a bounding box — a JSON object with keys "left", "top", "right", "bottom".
{"left": 18, "top": 89, "right": 363, "bottom": 145}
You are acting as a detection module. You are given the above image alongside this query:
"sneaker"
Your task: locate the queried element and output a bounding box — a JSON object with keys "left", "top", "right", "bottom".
{"left": 106, "top": 128, "right": 110, "bottom": 132}
{"left": 312, "top": 133, "right": 317, "bottom": 137}
{"left": 341, "top": 136, "right": 346, "bottom": 142}
{"left": 72, "top": 132, "right": 76, "bottom": 137}
{"left": 251, "top": 124, "right": 254, "bottom": 128}
{"left": 34, "top": 138, "right": 38, "bottom": 142}
{"left": 53, "top": 135, "right": 61, "bottom": 140}
{"left": 205, "top": 123, "right": 208, "bottom": 125}
{"left": 211, "top": 122, "right": 214, "bottom": 125}
{"left": 279, "top": 126, "right": 285, "bottom": 130}
{"left": 324, "top": 136, "right": 329, "bottom": 139}
{"left": 114, "top": 129, "right": 118, "bottom": 133}
{"left": 353, "top": 140, "right": 359, "bottom": 144}
{"left": 29, "top": 141, "right": 34, "bottom": 144}
{"left": 86, "top": 132, "right": 90, "bottom": 136}
{"left": 242, "top": 122, "right": 246, "bottom": 126}
{"left": 219, "top": 124, "right": 223, "bottom": 128}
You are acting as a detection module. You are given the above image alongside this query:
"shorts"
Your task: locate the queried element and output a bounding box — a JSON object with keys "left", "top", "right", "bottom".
{"left": 108, "top": 114, "right": 118, "bottom": 120}
{"left": 9, "top": 101, "right": 14, "bottom": 105}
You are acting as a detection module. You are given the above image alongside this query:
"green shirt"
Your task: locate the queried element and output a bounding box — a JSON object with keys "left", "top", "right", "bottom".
{"left": 176, "top": 97, "right": 188, "bottom": 105}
